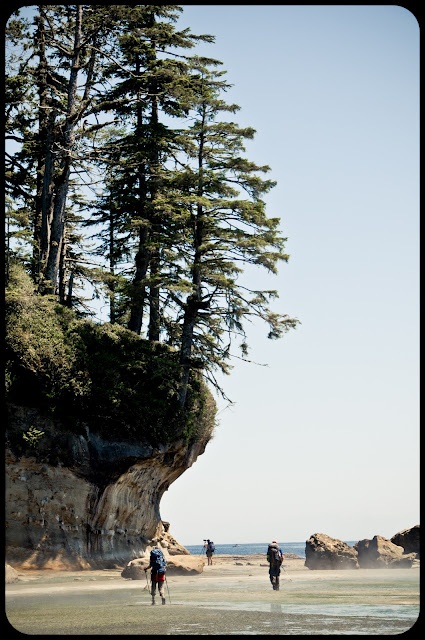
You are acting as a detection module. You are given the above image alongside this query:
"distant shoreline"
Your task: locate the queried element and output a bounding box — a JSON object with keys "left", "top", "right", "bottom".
{"left": 185, "top": 541, "right": 311, "bottom": 558}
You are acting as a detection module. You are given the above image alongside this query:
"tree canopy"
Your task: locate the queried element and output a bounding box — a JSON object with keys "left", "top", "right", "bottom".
{"left": 5, "top": 4, "right": 299, "bottom": 410}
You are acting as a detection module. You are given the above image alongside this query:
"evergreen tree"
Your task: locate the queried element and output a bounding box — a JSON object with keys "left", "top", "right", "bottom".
{"left": 6, "top": 5, "right": 126, "bottom": 304}
{"left": 166, "top": 58, "right": 299, "bottom": 406}
{"left": 5, "top": 10, "right": 39, "bottom": 278}
{"left": 89, "top": 5, "right": 214, "bottom": 334}
{"left": 5, "top": 6, "right": 299, "bottom": 411}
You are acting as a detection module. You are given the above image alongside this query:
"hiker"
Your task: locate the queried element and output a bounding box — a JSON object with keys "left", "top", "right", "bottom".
{"left": 144, "top": 546, "right": 167, "bottom": 605}
{"left": 267, "top": 539, "right": 284, "bottom": 591}
{"left": 204, "top": 539, "right": 215, "bottom": 565}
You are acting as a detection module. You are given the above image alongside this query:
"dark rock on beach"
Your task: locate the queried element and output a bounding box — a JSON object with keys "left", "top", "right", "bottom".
{"left": 391, "top": 525, "right": 420, "bottom": 558}
{"left": 305, "top": 533, "right": 359, "bottom": 570}
{"left": 355, "top": 535, "right": 416, "bottom": 568}
{"left": 304, "top": 526, "right": 419, "bottom": 570}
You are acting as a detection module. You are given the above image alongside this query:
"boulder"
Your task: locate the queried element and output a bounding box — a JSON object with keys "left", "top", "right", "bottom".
{"left": 355, "top": 535, "right": 416, "bottom": 568}
{"left": 305, "top": 533, "right": 359, "bottom": 570}
{"left": 121, "top": 553, "right": 204, "bottom": 579}
{"left": 390, "top": 525, "right": 420, "bottom": 558}
{"left": 5, "top": 563, "right": 19, "bottom": 584}
{"left": 164, "top": 555, "right": 205, "bottom": 574}
{"left": 121, "top": 562, "right": 147, "bottom": 580}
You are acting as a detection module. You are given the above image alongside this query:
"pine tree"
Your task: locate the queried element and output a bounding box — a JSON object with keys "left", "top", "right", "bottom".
{"left": 5, "top": 6, "right": 299, "bottom": 411}
{"left": 167, "top": 58, "right": 299, "bottom": 406}
{"left": 5, "top": 10, "right": 39, "bottom": 278}
{"left": 6, "top": 5, "right": 126, "bottom": 304}
{"left": 89, "top": 5, "right": 214, "bottom": 335}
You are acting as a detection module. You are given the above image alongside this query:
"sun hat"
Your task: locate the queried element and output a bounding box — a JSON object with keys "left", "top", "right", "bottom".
{"left": 272, "top": 539, "right": 277, "bottom": 543}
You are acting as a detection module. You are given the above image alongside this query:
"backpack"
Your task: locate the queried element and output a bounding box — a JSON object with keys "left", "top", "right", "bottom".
{"left": 207, "top": 541, "right": 215, "bottom": 553}
{"left": 267, "top": 544, "right": 282, "bottom": 567}
{"left": 150, "top": 548, "right": 167, "bottom": 573}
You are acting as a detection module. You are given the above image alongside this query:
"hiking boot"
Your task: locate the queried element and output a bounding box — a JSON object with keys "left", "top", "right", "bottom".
{"left": 151, "top": 598, "right": 155, "bottom": 605}
{"left": 161, "top": 597, "right": 166, "bottom": 605}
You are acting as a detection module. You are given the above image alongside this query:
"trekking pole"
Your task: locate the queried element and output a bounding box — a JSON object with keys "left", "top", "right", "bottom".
{"left": 165, "top": 575, "right": 171, "bottom": 605}
{"left": 144, "top": 568, "right": 150, "bottom": 591}
{"left": 282, "top": 566, "right": 292, "bottom": 582}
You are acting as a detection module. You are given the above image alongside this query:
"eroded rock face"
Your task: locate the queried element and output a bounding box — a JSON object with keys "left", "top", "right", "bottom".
{"left": 355, "top": 535, "right": 416, "bottom": 568}
{"left": 5, "top": 406, "right": 208, "bottom": 570}
{"left": 391, "top": 525, "right": 420, "bottom": 558}
{"left": 305, "top": 533, "right": 359, "bottom": 570}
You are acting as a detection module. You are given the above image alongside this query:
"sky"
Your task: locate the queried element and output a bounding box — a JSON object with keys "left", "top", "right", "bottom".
{"left": 7, "top": 5, "right": 419, "bottom": 547}
{"left": 159, "top": 4, "right": 420, "bottom": 545}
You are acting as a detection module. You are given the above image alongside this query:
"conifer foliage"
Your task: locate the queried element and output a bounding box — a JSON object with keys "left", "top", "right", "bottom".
{"left": 5, "top": 5, "right": 299, "bottom": 409}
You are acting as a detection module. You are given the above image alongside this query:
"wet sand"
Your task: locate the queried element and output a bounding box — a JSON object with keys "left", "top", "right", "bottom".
{"left": 5, "top": 555, "right": 420, "bottom": 635}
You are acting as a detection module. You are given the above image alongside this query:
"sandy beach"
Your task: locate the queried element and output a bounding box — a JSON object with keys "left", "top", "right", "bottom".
{"left": 6, "top": 554, "right": 419, "bottom": 635}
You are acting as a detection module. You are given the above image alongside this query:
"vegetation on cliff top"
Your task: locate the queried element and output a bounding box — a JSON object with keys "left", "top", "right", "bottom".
{"left": 6, "top": 263, "right": 216, "bottom": 447}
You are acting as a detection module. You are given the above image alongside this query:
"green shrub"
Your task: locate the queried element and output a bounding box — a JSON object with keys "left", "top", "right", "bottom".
{"left": 22, "top": 426, "right": 45, "bottom": 448}
{"left": 5, "top": 263, "right": 216, "bottom": 447}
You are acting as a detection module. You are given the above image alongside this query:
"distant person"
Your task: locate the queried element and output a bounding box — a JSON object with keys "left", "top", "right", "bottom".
{"left": 267, "top": 539, "right": 284, "bottom": 590}
{"left": 144, "top": 546, "right": 167, "bottom": 605}
{"left": 204, "top": 539, "right": 216, "bottom": 565}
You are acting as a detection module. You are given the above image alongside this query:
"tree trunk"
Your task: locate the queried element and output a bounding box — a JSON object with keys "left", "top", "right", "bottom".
{"left": 179, "top": 300, "right": 198, "bottom": 408}
{"left": 179, "top": 110, "right": 206, "bottom": 408}
{"left": 148, "top": 252, "right": 160, "bottom": 341}
{"left": 128, "top": 230, "right": 150, "bottom": 334}
{"left": 43, "top": 5, "right": 82, "bottom": 293}
{"left": 127, "top": 55, "right": 150, "bottom": 334}
{"left": 33, "top": 10, "right": 48, "bottom": 282}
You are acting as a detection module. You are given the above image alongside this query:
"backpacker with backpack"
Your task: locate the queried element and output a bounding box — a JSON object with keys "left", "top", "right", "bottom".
{"left": 150, "top": 548, "right": 167, "bottom": 573}
{"left": 206, "top": 540, "right": 215, "bottom": 553}
{"left": 267, "top": 543, "right": 282, "bottom": 567}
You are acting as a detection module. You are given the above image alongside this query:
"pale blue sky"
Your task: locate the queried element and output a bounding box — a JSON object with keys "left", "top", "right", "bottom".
{"left": 160, "top": 5, "right": 420, "bottom": 545}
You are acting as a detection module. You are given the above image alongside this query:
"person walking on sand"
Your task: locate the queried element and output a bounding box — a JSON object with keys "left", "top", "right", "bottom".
{"left": 204, "top": 539, "right": 215, "bottom": 565}
{"left": 144, "top": 546, "right": 167, "bottom": 605}
{"left": 267, "top": 540, "right": 284, "bottom": 591}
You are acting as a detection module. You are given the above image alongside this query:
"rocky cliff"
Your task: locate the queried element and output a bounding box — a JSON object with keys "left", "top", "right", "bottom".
{"left": 5, "top": 269, "right": 217, "bottom": 571}
{"left": 5, "top": 404, "right": 210, "bottom": 570}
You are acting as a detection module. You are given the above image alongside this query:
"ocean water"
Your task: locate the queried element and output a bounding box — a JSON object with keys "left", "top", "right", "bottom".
{"left": 185, "top": 541, "right": 358, "bottom": 558}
